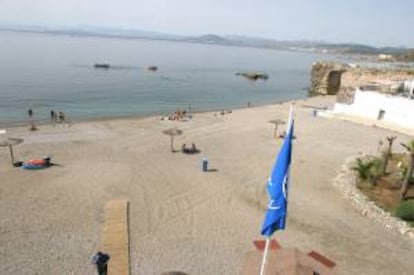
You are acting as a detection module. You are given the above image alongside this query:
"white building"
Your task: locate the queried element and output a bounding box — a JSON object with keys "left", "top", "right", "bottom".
{"left": 378, "top": 54, "right": 394, "bottom": 61}
{"left": 403, "top": 79, "right": 414, "bottom": 99}
{"left": 321, "top": 89, "right": 414, "bottom": 132}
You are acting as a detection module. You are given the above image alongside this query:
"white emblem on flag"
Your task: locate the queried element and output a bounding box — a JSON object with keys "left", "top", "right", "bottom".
{"left": 282, "top": 175, "right": 287, "bottom": 199}
{"left": 268, "top": 199, "right": 280, "bottom": 210}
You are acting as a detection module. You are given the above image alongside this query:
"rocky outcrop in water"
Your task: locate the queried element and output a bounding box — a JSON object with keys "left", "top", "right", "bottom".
{"left": 236, "top": 72, "right": 269, "bottom": 80}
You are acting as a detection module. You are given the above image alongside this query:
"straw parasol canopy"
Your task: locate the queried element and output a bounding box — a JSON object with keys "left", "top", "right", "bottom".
{"left": 162, "top": 127, "right": 183, "bottom": 152}
{"left": 0, "top": 137, "right": 24, "bottom": 165}
{"left": 269, "top": 119, "right": 286, "bottom": 138}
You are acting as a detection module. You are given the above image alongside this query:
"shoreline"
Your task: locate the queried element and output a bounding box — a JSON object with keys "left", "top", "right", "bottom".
{"left": 0, "top": 95, "right": 306, "bottom": 130}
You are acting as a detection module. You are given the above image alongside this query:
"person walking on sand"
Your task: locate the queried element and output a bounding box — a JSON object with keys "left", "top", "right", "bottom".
{"left": 92, "top": 251, "right": 110, "bottom": 275}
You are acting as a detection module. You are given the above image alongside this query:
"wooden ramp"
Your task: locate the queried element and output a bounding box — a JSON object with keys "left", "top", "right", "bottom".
{"left": 103, "top": 200, "right": 130, "bottom": 275}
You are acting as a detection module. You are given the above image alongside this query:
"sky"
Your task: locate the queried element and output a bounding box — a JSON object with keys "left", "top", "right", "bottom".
{"left": 1, "top": 0, "right": 414, "bottom": 47}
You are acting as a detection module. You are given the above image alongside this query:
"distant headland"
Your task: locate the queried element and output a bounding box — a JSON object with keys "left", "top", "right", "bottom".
{"left": 1, "top": 24, "right": 414, "bottom": 60}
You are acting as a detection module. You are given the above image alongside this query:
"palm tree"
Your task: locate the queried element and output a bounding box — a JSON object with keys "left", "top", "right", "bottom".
{"left": 400, "top": 140, "right": 414, "bottom": 200}
{"left": 381, "top": 136, "right": 397, "bottom": 175}
{"left": 352, "top": 158, "right": 375, "bottom": 182}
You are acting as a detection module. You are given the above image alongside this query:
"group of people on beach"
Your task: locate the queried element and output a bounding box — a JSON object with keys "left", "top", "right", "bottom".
{"left": 50, "top": 110, "right": 67, "bottom": 124}
{"left": 168, "top": 109, "right": 187, "bottom": 121}
{"left": 181, "top": 143, "right": 199, "bottom": 154}
{"left": 27, "top": 109, "right": 70, "bottom": 130}
{"left": 28, "top": 109, "right": 67, "bottom": 123}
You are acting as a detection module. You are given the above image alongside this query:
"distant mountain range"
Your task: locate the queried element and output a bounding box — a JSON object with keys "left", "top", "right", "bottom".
{"left": 1, "top": 24, "right": 414, "bottom": 59}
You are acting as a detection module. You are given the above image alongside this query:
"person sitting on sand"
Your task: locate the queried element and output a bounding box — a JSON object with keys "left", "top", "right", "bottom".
{"left": 182, "top": 143, "right": 192, "bottom": 154}
{"left": 169, "top": 111, "right": 180, "bottom": 121}
{"left": 176, "top": 110, "right": 183, "bottom": 120}
{"left": 182, "top": 143, "right": 198, "bottom": 154}
{"left": 29, "top": 122, "right": 38, "bottom": 131}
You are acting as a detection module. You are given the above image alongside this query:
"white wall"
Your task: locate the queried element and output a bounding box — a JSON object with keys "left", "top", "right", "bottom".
{"left": 331, "top": 90, "right": 414, "bottom": 129}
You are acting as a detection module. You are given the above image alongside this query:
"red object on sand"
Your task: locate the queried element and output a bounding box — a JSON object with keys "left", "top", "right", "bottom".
{"left": 27, "top": 159, "right": 46, "bottom": 165}
{"left": 253, "top": 239, "right": 281, "bottom": 251}
{"left": 308, "top": 250, "right": 336, "bottom": 269}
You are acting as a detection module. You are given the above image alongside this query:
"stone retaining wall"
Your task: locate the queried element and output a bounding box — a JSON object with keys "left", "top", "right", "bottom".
{"left": 334, "top": 156, "right": 414, "bottom": 240}
{"left": 309, "top": 61, "right": 414, "bottom": 102}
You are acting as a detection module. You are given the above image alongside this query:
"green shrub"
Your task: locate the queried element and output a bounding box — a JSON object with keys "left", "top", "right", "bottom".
{"left": 395, "top": 200, "right": 414, "bottom": 221}
{"left": 352, "top": 158, "right": 374, "bottom": 181}
{"left": 371, "top": 157, "right": 384, "bottom": 178}
{"left": 352, "top": 157, "right": 383, "bottom": 183}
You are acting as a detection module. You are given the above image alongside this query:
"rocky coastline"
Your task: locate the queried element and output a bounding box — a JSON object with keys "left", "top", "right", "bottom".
{"left": 310, "top": 61, "right": 414, "bottom": 103}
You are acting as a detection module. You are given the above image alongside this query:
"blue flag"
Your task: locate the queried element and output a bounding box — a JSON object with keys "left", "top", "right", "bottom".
{"left": 261, "top": 108, "right": 294, "bottom": 237}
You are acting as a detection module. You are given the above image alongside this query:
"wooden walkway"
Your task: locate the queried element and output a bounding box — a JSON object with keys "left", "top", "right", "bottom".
{"left": 102, "top": 200, "right": 130, "bottom": 275}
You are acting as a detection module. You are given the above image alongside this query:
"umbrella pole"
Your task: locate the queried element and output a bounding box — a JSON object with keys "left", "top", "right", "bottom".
{"left": 274, "top": 124, "right": 278, "bottom": 138}
{"left": 9, "top": 145, "right": 15, "bottom": 165}
{"left": 170, "top": 135, "right": 174, "bottom": 152}
{"left": 259, "top": 237, "right": 271, "bottom": 275}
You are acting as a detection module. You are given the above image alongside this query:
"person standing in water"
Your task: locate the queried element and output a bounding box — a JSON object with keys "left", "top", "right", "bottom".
{"left": 50, "top": 110, "right": 56, "bottom": 125}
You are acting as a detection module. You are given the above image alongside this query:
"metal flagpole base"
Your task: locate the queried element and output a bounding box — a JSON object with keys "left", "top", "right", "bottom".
{"left": 259, "top": 237, "right": 271, "bottom": 275}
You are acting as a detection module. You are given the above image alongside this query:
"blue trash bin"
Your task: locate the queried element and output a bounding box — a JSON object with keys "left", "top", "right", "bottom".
{"left": 201, "top": 157, "right": 208, "bottom": 172}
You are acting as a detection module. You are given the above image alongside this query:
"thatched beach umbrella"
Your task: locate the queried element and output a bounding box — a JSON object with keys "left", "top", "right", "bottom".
{"left": 0, "top": 137, "right": 23, "bottom": 166}
{"left": 269, "top": 119, "right": 285, "bottom": 138}
{"left": 162, "top": 128, "right": 183, "bottom": 152}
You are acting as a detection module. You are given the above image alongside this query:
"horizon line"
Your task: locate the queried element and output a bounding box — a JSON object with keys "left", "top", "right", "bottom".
{"left": 0, "top": 22, "right": 411, "bottom": 50}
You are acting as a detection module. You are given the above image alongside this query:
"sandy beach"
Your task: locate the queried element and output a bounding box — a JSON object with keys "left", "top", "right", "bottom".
{"left": 1, "top": 95, "right": 413, "bottom": 275}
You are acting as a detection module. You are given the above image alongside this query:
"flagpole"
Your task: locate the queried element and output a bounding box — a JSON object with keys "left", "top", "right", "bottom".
{"left": 259, "top": 104, "right": 294, "bottom": 275}
{"left": 259, "top": 237, "right": 271, "bottom": 275}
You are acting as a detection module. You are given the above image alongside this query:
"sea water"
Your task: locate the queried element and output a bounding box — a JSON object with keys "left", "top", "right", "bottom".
{"left": 0, "top": 31, "right": 326, "bottom": 125}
